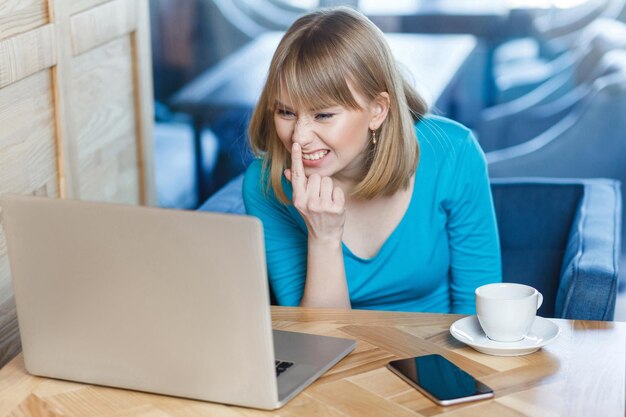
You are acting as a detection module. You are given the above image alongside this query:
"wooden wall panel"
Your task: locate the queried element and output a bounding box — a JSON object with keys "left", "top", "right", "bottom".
{"left": 0, "top": 0, "right": 48, "bottom": 41}
{"left": 70, "top": 0, "right": 137, "bottom": 56}
{"left": 71, "top": 36, "right": 139, "bottom": 204}
{"left": 0, "top": 70, "right": 59, "bottom": 366}
{"left": 61, "top": 0, "right": 154, "bottom": 204}
{"left": 0, "top": 24, "right": 57, "bottom": 88}
{"left": 69, "top": 0, "right": 111, "bottom": 15}
{"left": 0, "top": 71, "right": 58, "bottom": 195}
{"left": 0, "top": 0, "right": 154, "bottom": 368}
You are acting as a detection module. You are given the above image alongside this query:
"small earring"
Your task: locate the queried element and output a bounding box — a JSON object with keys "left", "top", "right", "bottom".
{"left": 371, "top": 129, "right": 377, "bottom": 145}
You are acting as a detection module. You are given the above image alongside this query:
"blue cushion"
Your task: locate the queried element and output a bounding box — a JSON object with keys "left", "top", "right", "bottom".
{"left": 491, "top": 177, "right": 621, "bottom": 320}
{"left": 197, "top": 175, "right": 245, "bottom": 214}
{"left": 490, "top": 180, "right": 582, "bottom": 317}
{"left": 557, "top": 180, "right": 621, "bottom": 320}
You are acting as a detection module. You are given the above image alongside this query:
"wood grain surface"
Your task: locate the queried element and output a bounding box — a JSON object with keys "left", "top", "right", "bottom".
{"left": 0, "top": 0, "right": 48, "bottom": 41}
{"left": 71, "top": 35, "right": 140, "bottom": 204}
{"left": 69, "top": 0, "right": 112, "bottom": 15}
{"left": 0, "top": 0, "right": 155, "bottom": 368}
{"left": 0, "top": 24, "right": 56, "bottom": 88}
{"left": 70, "top": 0, "right": 137, "bottom": 56}
{"left": 0, "top": 307, "right": 623, "bottom": 417}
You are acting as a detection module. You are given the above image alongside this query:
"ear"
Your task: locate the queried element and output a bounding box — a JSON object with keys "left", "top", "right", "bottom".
{"left": 369, "top": 92, "right": 390, "bottom": 130}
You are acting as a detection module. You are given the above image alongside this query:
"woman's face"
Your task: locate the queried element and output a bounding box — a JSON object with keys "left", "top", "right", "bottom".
{"left": 273, "top": 84, "right": 385, "bottom": 185}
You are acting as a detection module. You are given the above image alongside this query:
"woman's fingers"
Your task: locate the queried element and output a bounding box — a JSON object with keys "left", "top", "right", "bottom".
{"left": 332, "top": 186, "right": 345, "bottom": 208}
{"left": 284, "top": 145, "right": 344, "bottom": 226}
{"left": 306, "top": 174, "right": 321, "bottom": 203}
{"left": 320, "top": 176, "right": 334, "bottom": 205}
{"left": 290, "top": 143, "right": 306, "bottom": 192}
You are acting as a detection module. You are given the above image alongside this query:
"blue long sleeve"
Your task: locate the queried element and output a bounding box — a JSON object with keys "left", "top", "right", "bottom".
{"left": 441, "top": 127, "right": 502, "bottom": 314}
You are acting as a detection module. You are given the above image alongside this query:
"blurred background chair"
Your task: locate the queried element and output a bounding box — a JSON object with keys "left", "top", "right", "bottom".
{"left": 494, "top": 0, "right": 613, "bottom": 68}
{"left": 493, "top": 16, "right": 626, "bottom": 105}
{"left": 487, "top": 50, "right": 626, "bottom": 301}
{"left": 152, "top": 101, "right": 220, "bottom": 209}
{"left": 153, "top": 121, "right": 219, "bottom": 209}
{"left": 532, "top": 0, "right": 625, "bottom": 59}
{"left": 197, "top": 175, "right": 621, "bottom": 320}
{"left": 487, "top": 49, "right": 626, "bottom": 244}
{"left": 476, "top": 41, "right": 626, "bottom": 152}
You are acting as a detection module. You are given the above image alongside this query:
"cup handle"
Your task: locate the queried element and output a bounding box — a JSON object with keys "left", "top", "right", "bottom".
{"left": 536, "top": 291, "right": 543, "bottom": 310}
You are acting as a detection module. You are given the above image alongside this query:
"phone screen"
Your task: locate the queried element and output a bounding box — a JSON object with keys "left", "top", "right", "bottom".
{"left": 387, "top": 354, "right": 494, "bottom": 406}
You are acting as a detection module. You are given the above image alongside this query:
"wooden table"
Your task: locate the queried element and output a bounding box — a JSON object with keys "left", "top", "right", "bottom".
{"left": 2, "top": 307, "right": 624, "bottom": 416}
{"left": 171, "top": 32, "right": 477, "bottom": 202}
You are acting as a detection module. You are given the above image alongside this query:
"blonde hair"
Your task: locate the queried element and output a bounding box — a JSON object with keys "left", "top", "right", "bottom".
{"left": 248, "top": 6, "right": 428, "bottom": 204}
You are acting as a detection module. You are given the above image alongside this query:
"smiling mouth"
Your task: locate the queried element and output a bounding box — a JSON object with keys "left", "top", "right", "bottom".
{"left": 301, "top": 150, "right": 329, "bottom": 161}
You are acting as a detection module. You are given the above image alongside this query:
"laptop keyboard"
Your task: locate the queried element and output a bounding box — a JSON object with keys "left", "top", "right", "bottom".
{"left": 275, "top": 360, "right": 294, "bottom": 377}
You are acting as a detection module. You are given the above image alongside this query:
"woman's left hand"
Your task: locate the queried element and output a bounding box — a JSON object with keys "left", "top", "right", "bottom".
{"left": 284, "top": 143, "right": 346, "bottom": 244}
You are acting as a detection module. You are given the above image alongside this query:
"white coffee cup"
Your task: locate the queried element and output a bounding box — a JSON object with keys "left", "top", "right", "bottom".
{"left": 475, "top": 283, "right": 543, "bottom": 343}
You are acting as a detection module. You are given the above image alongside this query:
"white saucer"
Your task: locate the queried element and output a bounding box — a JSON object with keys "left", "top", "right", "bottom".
{"left": 449, "top": 315, "right": 560, "bottom": 356}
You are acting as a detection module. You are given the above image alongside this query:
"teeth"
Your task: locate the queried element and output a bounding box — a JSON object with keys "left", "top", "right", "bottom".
{"left": 302, "top": 150, "right": 329, "bottom": 161}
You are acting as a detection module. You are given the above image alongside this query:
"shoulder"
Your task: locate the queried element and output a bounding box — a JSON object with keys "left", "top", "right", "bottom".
{"left": 243, "top": 159, "right": 270, "bottom": 195}
{"left": 417, "top": 114, "right": 471, "bottom": 134}
{"left": 416, "top": 114, "right": 482, "bottom": 162}
{"left": 415, "top": 114, "right": 475, "bottom": 150}
{"left": 244, "top": 158, "right": 263, "bottom": 182}
{"left": 413, "top": 115, "right": 486, "bottom": 188}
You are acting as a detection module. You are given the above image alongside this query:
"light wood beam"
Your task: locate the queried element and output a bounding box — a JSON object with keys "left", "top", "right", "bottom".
{"left": 131, "top": 0, "right": 155, "bottom": 206}
{"left": 48, "top": 0, "right": 78, "bottom": 198}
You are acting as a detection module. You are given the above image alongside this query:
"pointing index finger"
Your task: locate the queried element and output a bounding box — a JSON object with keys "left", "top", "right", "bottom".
{"left": 291, "top": 143, "right": 306, "bottom": 189}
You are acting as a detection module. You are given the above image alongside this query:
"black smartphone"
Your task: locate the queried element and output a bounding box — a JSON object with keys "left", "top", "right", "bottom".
{"left": 387, "top": 354, "right": 494, "bottom": 406}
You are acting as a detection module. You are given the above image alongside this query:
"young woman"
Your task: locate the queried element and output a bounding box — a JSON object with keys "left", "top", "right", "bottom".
{"left": 243, "top": 7, "right": 501, "bottom": 314}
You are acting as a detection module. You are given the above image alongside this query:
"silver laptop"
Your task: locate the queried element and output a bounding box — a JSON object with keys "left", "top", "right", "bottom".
{"left": 1, "top": 194, "right": 355, "bottom": 410}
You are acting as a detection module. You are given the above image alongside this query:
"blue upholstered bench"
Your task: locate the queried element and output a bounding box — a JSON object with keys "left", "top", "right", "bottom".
{"left": 199, "top": 175, "right": 621, "bottom": 320}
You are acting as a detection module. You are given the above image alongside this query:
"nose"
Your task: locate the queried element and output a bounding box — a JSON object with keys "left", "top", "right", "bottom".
{"left": 291, "top": 117, "right": 314, "bottom": 148}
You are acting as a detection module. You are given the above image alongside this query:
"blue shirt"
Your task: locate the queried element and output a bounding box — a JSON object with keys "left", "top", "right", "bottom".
{"left": 243, "top": 115, "right": 502, "bottom": 314}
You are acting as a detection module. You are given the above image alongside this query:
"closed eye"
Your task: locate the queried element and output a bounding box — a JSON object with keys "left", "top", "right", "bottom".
{"left": 315, "top": 113, "right": 334, "bottom": 120}
{"left": 276, "top": 108, "right": 295, "bottom": 118}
